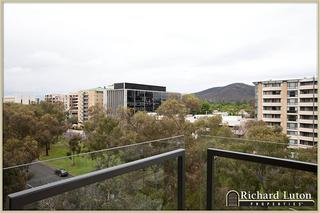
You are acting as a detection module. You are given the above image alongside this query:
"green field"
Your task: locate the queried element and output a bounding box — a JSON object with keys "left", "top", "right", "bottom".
{"left": 39, "top": 139, "right": 97, "bottom": 176}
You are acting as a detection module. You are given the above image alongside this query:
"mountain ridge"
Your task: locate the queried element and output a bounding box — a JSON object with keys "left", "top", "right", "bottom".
{"left": 194, "top": 83, "right": 255, "bottom": 103}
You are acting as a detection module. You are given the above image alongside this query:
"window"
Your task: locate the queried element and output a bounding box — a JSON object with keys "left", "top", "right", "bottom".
{"left": 263, "top": 106, "right": 281, "bottom": 111}
{"left": 300, "top": 98, "right": 317, "bottom": 103}
{"left": 300, "top": 115, "right": 317, "bottom": 120}
{"left": 263, "top": 91, "right": 281, "bottom": 95}
{"left": 145, "top": 92, "right": 154, "bottom": 112}
{"left": 287, "top": 123, "right": 298, "bottom": 130}
{"left": 287, "top": 107, "right": 297, "bottom": 113}
{"left": 300, "top": 132, "right": 318, "bottom": 138}
{"left": 300, "top": 106, "right": 317, "bottom": 111}
{"left": 288, "top": 91, "right": 297, "bottom": 97}
{"left": 300, "top": 89, "right": 317, "bottom": 94}
{"left": 263, "top": 98, "right": 281, "bottom": 103}
{"left": 287, "top": 131, "right": 298, "bottom": 136}
{"left": 288, "top": 82, "right": 298, "bottom": 89}
{"left": 287, "top": 98, "right": 298, "bottom": 105}
{"left": 263, "top": 114, "right": 280, "bottom": 118}
{"left": 300, "top": 123, "right": 317, "bottom": 129}
{"left": 300, "top": 81, "right": 317, "bottom": 86}
{"left": 287, "top": 115, "right": 297, "bottom": 122}
{"left": 289, "top": 139, "right": 298, "bottom": 145}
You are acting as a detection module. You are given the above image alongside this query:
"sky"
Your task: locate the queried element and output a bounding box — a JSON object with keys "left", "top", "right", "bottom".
{"left": 4, "top": 3, "right": 317, "bottom": 97}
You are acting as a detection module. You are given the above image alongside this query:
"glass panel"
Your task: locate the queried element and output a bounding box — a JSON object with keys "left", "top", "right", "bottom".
{"left": 145, "top": 92, "right": 154, "bottom": 112}
{"left": 3, "top": 136, "right": 184, "bottom": 210}
{"left": 24, "top": 160, "right": 178, "bottom": 210}
{"left": 127, "top": 90, "right": 135, "bottom": 108}
{"left": 154, "top": 92, "right": 162, "bottom": 111}
{"left": 135, "top": 91, "right": 145, "bottom": 111}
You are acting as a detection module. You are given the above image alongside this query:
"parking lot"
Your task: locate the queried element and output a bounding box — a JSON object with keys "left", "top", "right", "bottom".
{"left": 27, "top": 162, "right": 72, "bottom": 188}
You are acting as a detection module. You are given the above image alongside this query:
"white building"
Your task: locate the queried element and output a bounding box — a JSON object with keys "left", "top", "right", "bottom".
{"left": 4, "top": 95, "right": 39, "bottom": 105}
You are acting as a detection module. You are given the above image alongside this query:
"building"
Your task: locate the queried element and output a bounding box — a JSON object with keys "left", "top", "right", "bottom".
{"left": 78, "top": 88, "right": 104, "bottom": 123}
{"left": 253, "top": 77, "right": 318, "bottom": 147}
{"left": 104, "top": 82, "right": 181, "bottom": 114}
{"left": 44, "top": 94, "right": 66, "bottom": 103}
{"left": 66, "top": 93, "right": 79, "bottom": 118}
{"left": 185, "top": 113, "right": 247, "bottom": 136}
{"left": 4, "top": 95, "right": 39, "bottom": 105}
{"left": 44, "top": 94, "right": 68, "bottom": 110}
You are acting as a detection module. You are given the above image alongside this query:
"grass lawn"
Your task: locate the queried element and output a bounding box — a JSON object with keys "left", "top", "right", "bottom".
{"left": 39, "top": 139, "right": 97, "bottom": 176}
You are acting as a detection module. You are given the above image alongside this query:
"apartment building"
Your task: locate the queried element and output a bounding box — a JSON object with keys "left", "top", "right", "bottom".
{"left": 44, "top": 94, "right": 68, "bottom": 110}
{"left": 66, "top": 93, "right": 79, "bottom": 118}
{"left": 104, "top": 82, "right": 181, "bottom": 114}
{"left": 254, "top": 77, "right": 318, "bottom": 147}
{"left": 78, "top": 88, "right": 104, "bottom": 123}
{"left": 4, "top": 95, "right": 39, "bottom": 105}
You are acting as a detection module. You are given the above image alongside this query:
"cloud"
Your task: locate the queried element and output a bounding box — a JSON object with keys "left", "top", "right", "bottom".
{"left": 4, "top": 3, "right": 317, "bottom": 96}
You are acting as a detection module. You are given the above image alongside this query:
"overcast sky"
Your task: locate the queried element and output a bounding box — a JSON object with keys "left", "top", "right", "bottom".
{"left": 4, "top": 3, "right": 317, "bottom": 97}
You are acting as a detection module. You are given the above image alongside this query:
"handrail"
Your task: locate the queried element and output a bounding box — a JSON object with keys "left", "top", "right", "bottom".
{"left": 206, "top": 148, "right": 317, "bottom": 210}
{"left": 8, "top": 148, "right": 185, "bottom": 210}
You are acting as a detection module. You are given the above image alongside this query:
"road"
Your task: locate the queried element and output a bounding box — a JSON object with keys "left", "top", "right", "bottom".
{"left": 27, "top": 162, "right": 72, "bottom": 188}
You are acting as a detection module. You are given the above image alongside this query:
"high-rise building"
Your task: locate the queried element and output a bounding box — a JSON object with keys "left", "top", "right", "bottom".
{"left": 66, "top": 93, "right": 79, "bottom": 118}
{"left": 104, "top": 82, "right": 181, "bottom": 114}
{"left": 78, "top": 88, "right": 104, "bottom": 123}
{"left": 253, "top": 77, "right": 318, "bottom": 147}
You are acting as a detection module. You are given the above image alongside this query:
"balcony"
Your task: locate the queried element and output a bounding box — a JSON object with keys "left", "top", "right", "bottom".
{"left": 299, "top": 84, "right": 318, "bottom": 90}
{"left": 300, "top": 110, "right": 318, "bottom": 115}
{"left": 7, "top": 149, "right": 185, "bottom": 210}
{"left": 262, "top": 117, "right": 281, "bottom": 123}
{"left": 262, "top": 95, "right": 281, "bottom": 99}
{"left": 287, "top": 110, "right": 297, "bottom": 114}
{"left": 287, "top": 102, "right": 298, "bottom": 106}
{"left": 299, "top": 93, "right": 317, "bottom": 98}
{"left": 262, "top": 87, "right": 282, "bottom": 91}
{"left": 262, "top": 102, "right": 281, "bottom": 107}
{"left": 300, "top": 119, "right": 317, "bottom": 124}
{"left": 299, "top": 102, "right": 318, "bottom": 107}
{"left": 288, "top": 135, "right": 299, "bottom": 140}
{"left": 299, "top": 135, "right": 317, "bottom": 142}
{"left": 262, "top": 110, "right": 281, "bottom": 114}
{"left": 4, "top": 136, "right": 318, "bottom": 210}
{"left": 299, "top": 128, "right": 317, "bottom": 133}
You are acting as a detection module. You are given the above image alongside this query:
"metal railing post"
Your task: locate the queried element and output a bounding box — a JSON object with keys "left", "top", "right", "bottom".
{"left": 206, "top": 149, "right": 213, "bottom": 210}
{"left": 206, "top": 148, "right": 317, "bottom": 210}
{"left": 177, "top": 153, "right": 185, "bottom": 210}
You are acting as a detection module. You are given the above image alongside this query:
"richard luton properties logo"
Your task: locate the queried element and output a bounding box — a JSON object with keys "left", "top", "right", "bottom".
{"left": 226, "top": 190, "right": 315, "bottom": 207}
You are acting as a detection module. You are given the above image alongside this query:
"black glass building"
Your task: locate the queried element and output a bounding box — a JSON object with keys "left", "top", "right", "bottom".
{"left": 104, "top": 83, "right": 181, "bottom": 114}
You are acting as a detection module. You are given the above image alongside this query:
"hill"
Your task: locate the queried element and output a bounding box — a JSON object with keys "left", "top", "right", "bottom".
{"left": 194, "top": 83, "right": 255, "bottom": 103}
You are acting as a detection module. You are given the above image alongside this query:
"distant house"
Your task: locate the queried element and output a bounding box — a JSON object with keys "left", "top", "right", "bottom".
{"left": 64, "top": 129, "right": 86, "bottom": 140}
{"left": 238, "top": 109, "right": 250, "bottom": 118}
{"left": 185, "top": 113, "right": 247, "bottom": 136}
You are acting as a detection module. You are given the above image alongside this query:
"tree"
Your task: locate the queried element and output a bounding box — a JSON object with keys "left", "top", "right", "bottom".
{"left": 68, "top": 135, "right": 82, "bottom": 166}
{"left": 3, "top": 136, "right": 39, "bottom": 201}
{"left": 156, "top": 98, "right": 187, "bottom": 119}
{"left": 3, "top": 102, "right": 66, "bottom": 202}
{"left": 199, "top": 100, "right": 211, "bottom": 114}
{"left": 35, "top": 114, "right": 63, "bottom": 156}
{"left": 182, "top": 94, "right": 201, "bottom": 115}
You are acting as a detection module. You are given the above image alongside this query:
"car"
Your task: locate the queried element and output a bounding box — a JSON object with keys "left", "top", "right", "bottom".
{"left": 54, "top": 169, "right": 69, "bottom": 177}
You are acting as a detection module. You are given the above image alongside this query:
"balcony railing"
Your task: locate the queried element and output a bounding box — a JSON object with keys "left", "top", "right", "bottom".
{"left": 8, "top": 149, "right": 186, "bottom": 210}
{"left": 206, "top": 148, "right": 317, "bottom": 210}
{"left": 4, "top": 135, "right": 318, "bottom": 210}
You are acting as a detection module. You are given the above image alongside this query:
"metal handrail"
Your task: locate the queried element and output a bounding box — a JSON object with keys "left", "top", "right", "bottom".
{"left": 8, "top": 148, "right": 185, "bottom": 210}
{"left": 206, "top": 148, "right": 317, "bottom": 210}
